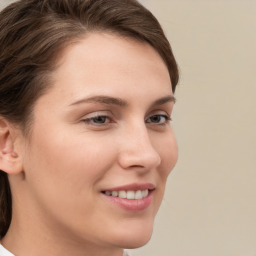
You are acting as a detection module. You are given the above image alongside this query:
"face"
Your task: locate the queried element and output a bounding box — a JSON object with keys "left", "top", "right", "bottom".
{"left": 20, "top": 33, "right": 178, "bottom": 250}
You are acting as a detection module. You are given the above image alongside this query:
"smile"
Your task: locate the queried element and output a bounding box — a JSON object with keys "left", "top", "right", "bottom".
{"left": 101, "top": 183, "right": 155, "bottom": 211}
{"left": 103, "top": 189, "right": 149, "bottom": 200}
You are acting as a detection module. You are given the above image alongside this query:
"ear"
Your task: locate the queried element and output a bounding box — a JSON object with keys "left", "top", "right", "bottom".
{"left": 0, "top": 118, "right": 23, "bottom": 174}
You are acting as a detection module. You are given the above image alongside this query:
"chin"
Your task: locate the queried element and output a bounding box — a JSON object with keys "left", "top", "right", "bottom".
{"left": 110, "top": 219, "right": 154, "bottom": 249}
{"left": 122, "top": 234, "right": 152, "bottom": 249}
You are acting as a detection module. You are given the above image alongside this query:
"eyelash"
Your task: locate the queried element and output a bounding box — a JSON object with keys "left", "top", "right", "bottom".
{"left": 82, "top": 115, "right": 110, "bottom": 126}
{"left": 146, "top": 114, "right": 172, "bottom": 125}
{"left": 82, "top": 114, "right": 172, "bottom": 126}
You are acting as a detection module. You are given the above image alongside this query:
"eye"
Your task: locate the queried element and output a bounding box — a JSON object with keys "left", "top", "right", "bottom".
{"left": 82, "top": 115, "right": 111, "bottom": 125}
{"left": 146, "top": 114, "right": 171, "bottom": 125}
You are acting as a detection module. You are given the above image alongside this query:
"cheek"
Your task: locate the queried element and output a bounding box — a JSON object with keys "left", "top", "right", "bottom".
{"left": 24, "top": 127, "right": 116, "bottom": 200}
{"left": 153, "top": 132, "right": 177, "bottom": 211}
{"left": 155, "top": 131, "right": 178, "bottom": 179}
{"left": 22, "top": 129, "right": 119, "bottom": 232}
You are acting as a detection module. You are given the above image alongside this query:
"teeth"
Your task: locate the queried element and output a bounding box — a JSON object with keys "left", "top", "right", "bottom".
{"left": 104, "top": 189, "right": 149, "bottom": 200}
{"left": 105, "top": 191, "right": 111, "bottom": 196}
{"left": 118, "top": 191, "right": 126, "bottom": 198}
{"left": 135, "top": 190, "right": 142, "bottom": 199}
{"left": 142, "top": 189, "right": 149, "bottom": 198}
{"left": 127, "top": 191, "right": 135, "bottom": 199}
{"left": 112, "top": 191, "right": 118, "bottom": 197}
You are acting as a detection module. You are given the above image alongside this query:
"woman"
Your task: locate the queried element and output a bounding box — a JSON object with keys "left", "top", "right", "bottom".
{"left": 0, "top": 0, "right": 179, "bottom": 255}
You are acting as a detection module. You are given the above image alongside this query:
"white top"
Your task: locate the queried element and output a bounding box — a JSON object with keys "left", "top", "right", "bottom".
{"left": 0, "top": 244, "right": 130, "bottom": 256}
{"left": 0, "top": 244, "right": 14, "bottom": 256}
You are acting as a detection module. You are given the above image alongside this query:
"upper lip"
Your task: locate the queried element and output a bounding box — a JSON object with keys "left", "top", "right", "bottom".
{"left": 102, "top": 183, "right": 155, "bottom": 192}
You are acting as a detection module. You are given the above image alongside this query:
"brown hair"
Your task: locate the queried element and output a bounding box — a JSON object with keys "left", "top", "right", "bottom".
{"left": 0, "top": 0, "right": 179, "bottom": 238}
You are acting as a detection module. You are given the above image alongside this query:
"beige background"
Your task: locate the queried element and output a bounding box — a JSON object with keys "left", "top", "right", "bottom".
{"left": 1, "top": 0, "right": 256, "bottom": 256}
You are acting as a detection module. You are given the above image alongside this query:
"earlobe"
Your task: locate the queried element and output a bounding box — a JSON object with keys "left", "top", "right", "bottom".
{"left": 0, "top": 118, "right": 23, "bottom": 174}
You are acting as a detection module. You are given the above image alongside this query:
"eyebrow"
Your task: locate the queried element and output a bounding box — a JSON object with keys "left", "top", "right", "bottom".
{"left": 69, "top": 95, "right": 127, "bottom": 107}
{"left": 69, "top": 95, "right": 176, "bottom": 107}
{"left": 151, "top": 95, "right": 176, "bottom": 107}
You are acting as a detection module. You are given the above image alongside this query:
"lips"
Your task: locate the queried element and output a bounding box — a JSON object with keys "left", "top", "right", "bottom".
{"left": 102, "top": 183, "right": 155, "bottom": 192}
{"left": 101, "top": 183, "right": 155, "bottom": 211}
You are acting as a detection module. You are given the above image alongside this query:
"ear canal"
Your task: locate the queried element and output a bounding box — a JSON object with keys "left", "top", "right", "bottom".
{"left": 0, "top": 120, "right": 23, "bottom": 174}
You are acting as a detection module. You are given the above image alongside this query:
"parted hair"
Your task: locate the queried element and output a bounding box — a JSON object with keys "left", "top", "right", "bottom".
{"left": 0, "top": 0, "right": 179, "bottom": 238}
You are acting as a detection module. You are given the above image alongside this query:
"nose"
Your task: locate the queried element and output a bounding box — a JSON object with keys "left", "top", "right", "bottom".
{"left": 117, "top": 126, "right": 161, "bottom": 172}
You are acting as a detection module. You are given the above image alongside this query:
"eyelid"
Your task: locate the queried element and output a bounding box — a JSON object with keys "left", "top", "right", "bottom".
{"left": 146, "top": 114, "right": 171, "bottom": 123}
{"left": 146, "top": 109, "right": 171, "bottom": 119}
{"left": 145, "top": 109, "right": 172, "bottom": 126}
{"left": 81, "top": 110, "right": 113, "bottom": 124}
{"left": 81, "top": 110, "right": 111, "bottom": 119}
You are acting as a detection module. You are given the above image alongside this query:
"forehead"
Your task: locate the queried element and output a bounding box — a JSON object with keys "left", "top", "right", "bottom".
{"left": 58, "top": 33, "right": 169, "bottom": 74}
{"left": 57, "top": 33, "right": 170, "bottom": 86}
{"left": 36, "top": 32, "right": 172, "bottom": 110}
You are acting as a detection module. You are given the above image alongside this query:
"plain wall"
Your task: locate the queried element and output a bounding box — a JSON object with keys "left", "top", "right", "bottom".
{"left": 132, "top": 1, "right": 256, "bottom": 256}
{"left": 1, "top": 1, "right": 255, "bottom": 256}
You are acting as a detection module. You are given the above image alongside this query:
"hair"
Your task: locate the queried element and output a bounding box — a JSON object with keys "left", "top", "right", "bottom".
{"left": 0, "top": 0, "right": 179, "bottom": 238}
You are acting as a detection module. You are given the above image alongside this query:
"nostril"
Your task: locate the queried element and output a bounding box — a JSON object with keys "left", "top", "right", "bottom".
{"left": 129, "top": 164, "right": 144, "bottom": 168}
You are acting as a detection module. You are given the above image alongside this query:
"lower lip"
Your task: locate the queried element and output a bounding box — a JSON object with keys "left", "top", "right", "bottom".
{"left": 102, "top": 191, "right": 153, "bottom": 211}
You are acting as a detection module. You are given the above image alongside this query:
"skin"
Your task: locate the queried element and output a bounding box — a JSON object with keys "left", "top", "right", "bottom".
{"left": 1, "top": 33, "right": 178, "bottom": 256}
